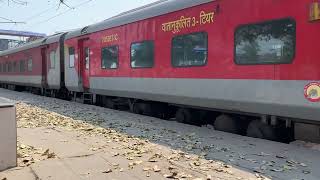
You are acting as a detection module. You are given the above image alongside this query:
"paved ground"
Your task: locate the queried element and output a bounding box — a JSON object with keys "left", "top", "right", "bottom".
{"left": 0, "top": 88, "right": 319, "bottom": 180}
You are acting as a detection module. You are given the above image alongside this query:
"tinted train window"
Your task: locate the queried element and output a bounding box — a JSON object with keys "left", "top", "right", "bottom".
{"left": 50, "top": 51, "right": 55, "bottom": 69}
{"left": 69, "top": 47, "right": 75, "bottom": 68}
{"left": 172, "top": 32, "right": 208, "bottom": 67}
{"left": 8, "top": 62, "right": 12, "bottom": 72}
{"left": 0, "top": 63, "right": 2, "bottom": 73}
{"left": 4, "top": 62, "right": 7, "bottom": 72}
{"left": 20, "top": 60, "right": 25, "bottom": 72}
{"left": 131, "top": 41, "right": 154, "bottom": 68}
{"left": 85, "top": 47, "right": 90, "bottom": 70}
{"left": 101, "top": 45, "right": 118, "bottom": 69}
{"left": 6, "top": 62, "right": 9, "bottom": 72}
{"left": 235, "top": 19, "right": 296, "bottom": 65}
{"left": 27, "top": 58, "right": 32, "bottom": 72}
{"left": 13, "top": 62, "right": 17, "bottom": 72}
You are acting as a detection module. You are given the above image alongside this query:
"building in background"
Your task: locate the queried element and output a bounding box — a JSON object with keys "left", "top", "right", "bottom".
{"left": 0, "top": 30, "right": 46, "bottom": 51}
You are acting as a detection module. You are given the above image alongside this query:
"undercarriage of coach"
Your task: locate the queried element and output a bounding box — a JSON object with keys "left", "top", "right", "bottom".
{"left": 92, "top": 93, "right": 319, "bottom": 144}
{"left": 1, "top": 82, "right": 319, "bottom": 144}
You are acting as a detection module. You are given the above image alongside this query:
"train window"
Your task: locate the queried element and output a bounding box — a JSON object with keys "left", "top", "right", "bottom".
{"left": 27, "top": 58, "right": 32, "bottom": 72}
{"left": 50, "top": 51, "right": 56, "bottom": 69}
{"left": 4, "top": 62, "right": 7, "bottom": 73}
{"left": 0, "top": 63, "right": 2, "bottom": 73}
{"left": 235, "top": 18, "right": 296, "bottom": 65}
{"left": 69, "top": 47, "right": 75, "bottom": 68}
{"left": 101, "top": 45, "right": 118, "bottom": 69}
{"left": 8, "top": 62, "right": 12, "bottom": 72}
{"left": 131, "top": 41, "right": 154, "bottom": 68}
{"left": 13, "top": 62, "right": 17, "bottom": 72}
{"left": 20, "top": 60, "right": 25, "bottom": 72}
{"left": 172, "top": 32, "right": 208, "bottom": 67}
{"left": 85, "top": 47, "right": 90, "bottom": 70}
{"left": 6, "top": 62, "right": 9, "bottom": 72}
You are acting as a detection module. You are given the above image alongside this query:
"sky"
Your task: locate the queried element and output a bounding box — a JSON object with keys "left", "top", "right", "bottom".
{"left": 0, "top": 0, "right": 159, "bottom": 36}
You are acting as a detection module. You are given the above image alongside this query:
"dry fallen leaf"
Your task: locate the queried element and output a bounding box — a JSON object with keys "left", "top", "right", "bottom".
{"left": 20, "top": 144, "right": 26, "bottom": 149}
{"left": 112, "top": 152, "right": 120, "bottom": 157}
{"left": 276, "top": 155, "right": 287, "bottom": 159}
{"left": 112, "top": 163, "right": 119, "bottom": 167}
{"left": 300, "top": 163, "right": 307, "bottom": 167}
{"left": 148, "top": 158, "right": 158, "bottom": 162}
{"left": 127, "top": 157, "right": 134, "bottom": 160}
{"left": 47, "top": 152, "right": 56, "bottom": 159}
{"left": 143, "top": 167, "right": 151, "bottom": 171}
{"left": 42, "top": 149, "right": 49, "bottom": 156}
{"left": 206, "top": 174, "right": 212, "bottom": 180}
{"left": 153, "top": 165, "right": 161, "bottom": 172}
{"left": 302, "top": 170, "right": 311, "bottom": 174}
{"left": 134, "top": 160, "right": 143, "bottom": 165}
{"left": 163, "top": 172, "right": 178, "bottom": 179}
{"left": 102, "top": 169, "right": 112, "bottom": 173}
{"left": 270, "top": 168, "right": 284, "bottom": 172}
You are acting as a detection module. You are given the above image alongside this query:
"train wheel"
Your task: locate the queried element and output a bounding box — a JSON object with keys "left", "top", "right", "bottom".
{"left": 132, "top": 103, "right": 140, "bottom": 114}
{"left": 175, "top": 108, "right": 193, "bottom": 124}
{"left": 214, "top": 115, "right": 242, "bottom": 134}
{"left": 132, "top": 102, "right": 145, "bottom": 115}
{"left": 105, "top": 98, "right": 116, "bottom": 109}
{"left": 246, "top": 120, "right": 277, "bottom": 141}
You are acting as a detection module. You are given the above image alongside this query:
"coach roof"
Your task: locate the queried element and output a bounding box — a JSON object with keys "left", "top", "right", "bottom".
{"left": 65, "top": 0, "right": 213, "bottom": 40}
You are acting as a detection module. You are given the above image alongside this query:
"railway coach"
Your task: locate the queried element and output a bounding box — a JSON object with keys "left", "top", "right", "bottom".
{"left": 63, "top": 0, "right": 320, "bottom": 142}
{"left": 0, "top": 33, "right": 67, "bottom": 96}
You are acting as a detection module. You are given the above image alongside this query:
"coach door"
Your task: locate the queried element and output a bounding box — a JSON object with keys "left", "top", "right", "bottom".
{"left": 78, "top": 38, "right": 90, "bottom": 91}
{"left": 41, "top": 47, "right": 48, "bottom": 87}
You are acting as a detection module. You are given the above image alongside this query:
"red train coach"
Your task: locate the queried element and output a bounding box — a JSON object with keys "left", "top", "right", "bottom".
{"left": 0, "top": 33, "right": 66, "bottom": 95}
{"left": 63, "top": 0, "right": 320, "bottom": 142}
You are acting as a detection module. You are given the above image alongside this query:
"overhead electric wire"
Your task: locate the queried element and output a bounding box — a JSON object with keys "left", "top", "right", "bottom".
{"left": 0, "top": 16, "right": 25, "bottom": 24}
{"left": 10, "top": 0, "right": 27, "bottom": 6}
{"left": 23, "top": 0, "right": 76, "bottom": 22}
{"left": 0, "top": 0, "right": 27, "bottom": 6}
{"left": 0, "top": 16, "right": 14, "bottom": 22}
{"left": 25, "top": 0, "right": 94, "bottom": 28}
{"left": 23, "top": 7, "right": 57, "bottom": 22}
{"left": 57, "top": 0, "right": 74, "bottom": 10}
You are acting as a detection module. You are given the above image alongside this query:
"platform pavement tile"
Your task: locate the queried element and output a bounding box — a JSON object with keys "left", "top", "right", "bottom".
{"left": 0, "top": 167, "right": 37, "bottom": 180}
{"left": 18, "top": 127, "right": 95, "bottom": 158}
{"left": 30, "top": 159, "right": 83, "bottom": 180}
